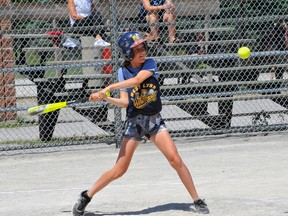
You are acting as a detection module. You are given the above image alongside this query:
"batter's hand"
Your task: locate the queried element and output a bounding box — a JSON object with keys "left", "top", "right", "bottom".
{"left": 89, "top": 92, "right": 102, "bottom": 102}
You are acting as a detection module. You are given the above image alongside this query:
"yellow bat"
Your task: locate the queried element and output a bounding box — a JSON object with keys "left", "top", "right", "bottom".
{"left": 27, "top": 91, "right": 110, "bottom": 115}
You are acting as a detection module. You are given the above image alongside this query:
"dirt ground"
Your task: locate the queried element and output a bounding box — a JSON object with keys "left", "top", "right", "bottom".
{"left": 1, "top": 132, "right": 288, "bottom": 216}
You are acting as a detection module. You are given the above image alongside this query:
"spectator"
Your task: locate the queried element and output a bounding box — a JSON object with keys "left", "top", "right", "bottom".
{"left": 271, "top": 19, "right": 287, "bottom": 51}
{"left": 270, "top": 19, "right": 287, "bottom": 79}
{"left": 72, "top": 31, "right": 209, "bottom": 216}
{"left": 68, "top": 0, "right": 110, "bottom": 47}
{"left": 139, "top": 0, "right": 178, "bottom": 43}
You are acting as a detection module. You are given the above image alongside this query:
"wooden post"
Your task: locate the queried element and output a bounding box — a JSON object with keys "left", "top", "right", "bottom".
{"left": 0, "top": 0, "right": 17, "bottom": 121}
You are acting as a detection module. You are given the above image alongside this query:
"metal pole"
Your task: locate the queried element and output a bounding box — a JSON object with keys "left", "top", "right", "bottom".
{"left": 110, "top": 0, "right": 123, "bottom": 148}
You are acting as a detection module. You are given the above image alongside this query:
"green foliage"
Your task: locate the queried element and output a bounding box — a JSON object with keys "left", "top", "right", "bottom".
{"left": 198, "top": 63, "right": 207, "bottom": 69}
{"left": 171, "top": 49, "right": 187, "bottom": 56}
{"left": 25, "top": 20, "right": 53, "bottom": 30}
{"left": 13, "top": 20, "right": 53, "bottom": 31}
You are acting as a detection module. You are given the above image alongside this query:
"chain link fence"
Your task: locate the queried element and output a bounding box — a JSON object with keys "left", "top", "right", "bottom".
{"left": 0, "top": 0, "right": 288, "bottom": 152}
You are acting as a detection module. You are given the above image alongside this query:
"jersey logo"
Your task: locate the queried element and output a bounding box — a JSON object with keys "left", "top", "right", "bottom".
{"left": 130, "top": 83, "right": 157, "bottom": 109}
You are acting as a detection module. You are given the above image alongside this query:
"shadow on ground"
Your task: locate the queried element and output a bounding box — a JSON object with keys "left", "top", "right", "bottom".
{"left": 85, "top": 202, "right": 196, "bottom": 215}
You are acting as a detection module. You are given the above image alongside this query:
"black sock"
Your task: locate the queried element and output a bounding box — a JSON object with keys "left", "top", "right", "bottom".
{"left": 81, "top": 190, "right": 91, "bottom": 202}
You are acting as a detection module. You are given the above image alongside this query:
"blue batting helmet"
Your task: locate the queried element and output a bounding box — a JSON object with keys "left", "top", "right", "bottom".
{"left": 118, "top": 31, "right": 147, "bottom": 61}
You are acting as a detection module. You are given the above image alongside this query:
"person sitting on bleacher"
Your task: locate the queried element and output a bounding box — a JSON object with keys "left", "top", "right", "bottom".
{"left": 270, "top": 19, "right": 287, "bottom": 80}
{"left": 139, "top": 0, "right": 179, "bottom": 43}
{"left": 68, "top": 0, "right": 110, "bottom": 47}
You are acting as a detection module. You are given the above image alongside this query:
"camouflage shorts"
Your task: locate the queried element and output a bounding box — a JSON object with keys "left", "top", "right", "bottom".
{"left": 123, "top": 113, "right": 167, "bottom": 141}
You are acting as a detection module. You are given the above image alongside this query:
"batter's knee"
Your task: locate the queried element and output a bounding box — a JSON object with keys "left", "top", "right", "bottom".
{"left": 168, "top": 155, "right": 184, "bottom": 170}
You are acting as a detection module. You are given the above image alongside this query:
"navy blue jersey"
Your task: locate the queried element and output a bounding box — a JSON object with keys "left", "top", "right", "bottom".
{"left": 118, "top": 59, "right": 162, "bottom": 118}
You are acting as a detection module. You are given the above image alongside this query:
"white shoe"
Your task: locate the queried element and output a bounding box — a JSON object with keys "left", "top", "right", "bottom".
{"left": 94, "top": 39, "right": 111, "bottom": 47}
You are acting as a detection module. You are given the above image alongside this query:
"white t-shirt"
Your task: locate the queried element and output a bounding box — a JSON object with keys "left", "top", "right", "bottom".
{"left": 69, "top": 0, "right": 92, "bottom": 27}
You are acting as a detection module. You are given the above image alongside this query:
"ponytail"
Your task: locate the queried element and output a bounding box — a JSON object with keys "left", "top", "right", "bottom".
{"left": 121, "top": 60, "right": 130, "bottom": 67}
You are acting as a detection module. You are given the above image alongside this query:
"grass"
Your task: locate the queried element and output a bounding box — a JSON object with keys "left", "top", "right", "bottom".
{"left": 15, "top": 51, "right": 84, "bottom": 79}
{"left": 0, "top": 116, "right": 37, "bottom": 129}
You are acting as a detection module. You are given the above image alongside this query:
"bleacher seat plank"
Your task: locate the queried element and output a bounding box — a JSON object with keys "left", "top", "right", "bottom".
{"left": 22, "top": 46, "right": 99, "bottom": 53}
{"left": 177, "top": 27, "right": 234, "bottom": 33}
{"left": 33, "top": 74, "right": 112, "bottom": 83}
{"left": 159, "top": 63, "right": 288, "bottom": 76}
{"left": 63, "top": 74, "right": 112, "bottom": 79}
{"left": 45, "top": 59, "right": 111, "bottom": 65}
{"left": 162, "top": 93, "right": 288, "bottom": 105}
{"left": 161, "top": 79, "right": 287, "bottom": 90}
{"left": 164, "top": 39, "right": 256, "bottom": 47}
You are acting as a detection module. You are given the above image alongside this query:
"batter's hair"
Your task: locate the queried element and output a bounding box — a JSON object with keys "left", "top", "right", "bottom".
{"left": 121, "top": 60, "right": 131, "bottom": 67}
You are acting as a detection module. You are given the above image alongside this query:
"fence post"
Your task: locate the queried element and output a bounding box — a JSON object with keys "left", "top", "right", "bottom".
{"left": 109, "top": 0, "right": 123, "bottom": 148}
{"left": 0, "top": 0, "right": 17, "bottom": 122}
